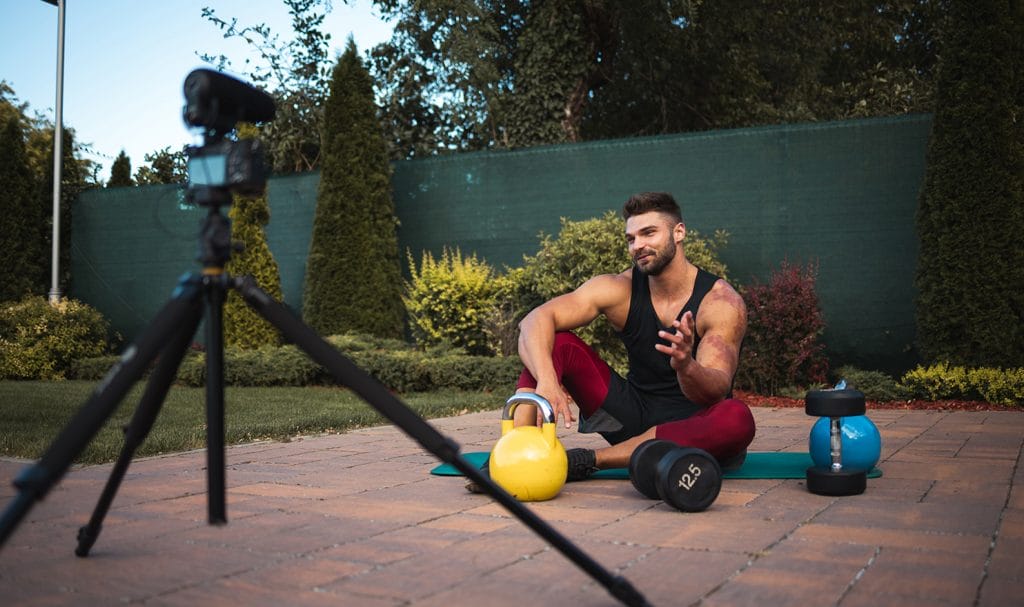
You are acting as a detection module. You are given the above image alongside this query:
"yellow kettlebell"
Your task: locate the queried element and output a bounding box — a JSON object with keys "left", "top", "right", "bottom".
{"left": 490, "top": 393, "right": 568, "bottom": 501}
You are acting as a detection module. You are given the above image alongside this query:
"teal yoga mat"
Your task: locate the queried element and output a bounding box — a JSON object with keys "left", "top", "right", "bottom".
{"left": 429, "top": 451, "right": 882, "bottom": 479}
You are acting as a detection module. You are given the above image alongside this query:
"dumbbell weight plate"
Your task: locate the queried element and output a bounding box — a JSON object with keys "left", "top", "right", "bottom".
{"left": 655, "top": 448, "right": 722, "bottom": 512}
{"left": 629, "top": 439, "right": 679, "bottom": 499}
{"left": 805, "top": 389, "right": 866, "bottom": 418}
{"left": 806, "top": 466, "right": 867, "bottom": 496}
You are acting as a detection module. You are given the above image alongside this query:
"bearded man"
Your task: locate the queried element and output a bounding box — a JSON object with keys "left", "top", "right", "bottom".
{"left": 495, "top": 191, "right": 755, "bottom": 484}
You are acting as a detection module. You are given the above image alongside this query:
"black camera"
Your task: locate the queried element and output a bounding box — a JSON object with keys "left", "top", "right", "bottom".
{"left": 186, "top": 138, "right": 267, "bottom": 197}
{"left": 182, "top": 69, "right": 275, "bottom": 203}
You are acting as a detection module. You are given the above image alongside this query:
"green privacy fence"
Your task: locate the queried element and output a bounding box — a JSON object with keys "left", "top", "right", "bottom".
{"left": 71, "top": 114, "right": 932, "bottom": 372}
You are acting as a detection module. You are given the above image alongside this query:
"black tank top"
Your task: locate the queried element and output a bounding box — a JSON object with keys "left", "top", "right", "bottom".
{"left": 617, "top": 267, "right": 720, "bottom": 403}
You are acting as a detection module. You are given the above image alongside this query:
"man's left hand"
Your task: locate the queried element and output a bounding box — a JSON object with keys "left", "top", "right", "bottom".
{"left": 655, "top": 311, "right": 695, "bottom": 371}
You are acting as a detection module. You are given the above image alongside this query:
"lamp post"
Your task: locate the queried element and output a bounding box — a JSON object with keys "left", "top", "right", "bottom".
{"left": 42, "top": 0, "right": 65, "bottom": 304}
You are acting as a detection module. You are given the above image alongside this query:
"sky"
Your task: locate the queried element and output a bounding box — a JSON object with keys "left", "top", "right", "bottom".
{"left": 0, "top": 0, "right": 394, "bottom": 180}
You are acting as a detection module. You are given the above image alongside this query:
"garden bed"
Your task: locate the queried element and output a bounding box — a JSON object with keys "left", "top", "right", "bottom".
{"left": 734, "top": 389, "right": 1018, "bottom": 412}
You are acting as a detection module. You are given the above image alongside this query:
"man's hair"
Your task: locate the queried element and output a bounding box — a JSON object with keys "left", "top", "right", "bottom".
{"left": 622, "top": 192, "right": 682, "bottom": 224}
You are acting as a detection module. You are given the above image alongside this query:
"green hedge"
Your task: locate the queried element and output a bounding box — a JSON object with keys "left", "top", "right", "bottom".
{"left": 832, "top": 363, "right": 1023, "bottom": 406}
{"left": 900, "top": 363, "right": 1024, "bottom": 406}
{"left": 71, "top": 336, "right": 523, "bottom": 394}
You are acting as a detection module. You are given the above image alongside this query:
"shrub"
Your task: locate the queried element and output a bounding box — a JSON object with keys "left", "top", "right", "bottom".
{"left": 482, "top": 268, "right": 527, "bottom": 358}
{"left": 736, "top": 261, "right": 828, "bottom": 395}
{"left": 68, "top": 355, "right": 123, "bottom": 380}
{"left": 968, "top": 368, "right": 1024, "bottom": 406}
{"left": 899, "top": 362, "right": 970, "bottom": 401}
{"left": 900, "top": 363, "right": 1024, "bottom": 406}
{"left": 0, "top": 297, "right": 112, "bottom": 380}
{"left": 516, "top": 211, "right": 731, "bottom": 373}
{"left": 404, "top": 247, "right": 499, "bottom": 355}
{"left": 170, "top": 334, "right": 522, "bottom": 393}
{"left": 832, "top": 365, "right": 908, "bottom": 402}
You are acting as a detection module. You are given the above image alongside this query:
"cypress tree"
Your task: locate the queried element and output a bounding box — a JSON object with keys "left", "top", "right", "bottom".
{"left": 108, "top": 150, "right": 133, "bottom": 187}
{"left": 223, "top": 125, "right": 284, "bottom": 349}
{"left": 0, "top": 116, "right": 43, "bottom": 301}
{"left": 303, "top": 39, "right": 404, "bottom": 337}
{"left": 38, "top": 128, "right": 81, "bottom": 295}
{"left": 915, "top": 0, "right": 1024, "bottom": 367}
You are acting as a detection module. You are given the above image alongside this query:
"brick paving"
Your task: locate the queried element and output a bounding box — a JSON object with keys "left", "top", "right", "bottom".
{"left": 0, "top": 405, "right": 1021, "bottom": 606}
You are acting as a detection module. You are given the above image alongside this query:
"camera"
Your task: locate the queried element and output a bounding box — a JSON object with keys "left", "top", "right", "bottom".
{"left": 186, "top": 138, "right": 267, "bottom": 197}
{"left": 182, "top": 69, "right": 275, "bottom": 203}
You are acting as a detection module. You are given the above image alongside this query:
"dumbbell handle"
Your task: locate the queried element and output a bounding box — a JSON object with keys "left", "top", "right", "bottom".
{"left": 830, "top": 417, "right": 843, "bottom": 472}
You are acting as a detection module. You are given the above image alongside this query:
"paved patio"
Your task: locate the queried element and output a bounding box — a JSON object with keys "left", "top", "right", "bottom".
{"left": 1, "top": 405, "right": 1021, "bottom": 606}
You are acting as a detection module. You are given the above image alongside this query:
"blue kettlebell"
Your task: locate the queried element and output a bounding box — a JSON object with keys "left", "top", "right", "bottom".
{"left": 809, "top": 415, "right": 881, "bottom": 472}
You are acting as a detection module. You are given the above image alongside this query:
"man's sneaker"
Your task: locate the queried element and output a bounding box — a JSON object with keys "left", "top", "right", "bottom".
{"left": 466, "top": 448, "right": 598, "bottom": 492}
{"left": 566, "top": 448, "right": 599, "bottom": 482}
{"left": 464, "top": 457, "right": 490, "bottom": 494}
{"left": 718, "top": 449, "right": 747, "bottom": 472}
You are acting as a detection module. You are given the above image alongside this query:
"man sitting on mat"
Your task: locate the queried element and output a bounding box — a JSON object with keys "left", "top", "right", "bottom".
{"left": 475, "top": 192, "right": 755, "bottom": 489}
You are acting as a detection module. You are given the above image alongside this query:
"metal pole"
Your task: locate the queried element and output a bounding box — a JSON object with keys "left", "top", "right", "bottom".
{"left": 48, "top": 0, "right": 66, "bottom": 304}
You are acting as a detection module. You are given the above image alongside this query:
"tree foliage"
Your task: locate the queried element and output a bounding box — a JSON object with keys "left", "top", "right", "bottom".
{"left": 914, "top": 0, "right": 1024, "bottom": 367}
{"left": 108, "top": 150, "right": 133, "bottom": 187}
{"left": 38, "top": 127, "right": 84, "bottom": 295}
{"left": 302, "top": 40, "right": 405, "bottom": 337}
{"left": 0, "top": 115, "right": 43, "bottom": 301}
{"left": 200, "top": 0, "right": 332, "bottom": 173}
{"left": 134, "top": 146, "right": 187, "bottom": 185}
{"left": 371, "top": 0, "right": 946, "bottom": 157}
{"left": 0, "top": 83, "right": 95, "bottom": 299}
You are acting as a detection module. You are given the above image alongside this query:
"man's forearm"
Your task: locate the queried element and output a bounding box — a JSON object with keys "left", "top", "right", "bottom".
{"left": 675, "top": 360, "right": 732, "bottom": 406}
{"left": 517, "top": 312, "right": 558, "bottom": 387}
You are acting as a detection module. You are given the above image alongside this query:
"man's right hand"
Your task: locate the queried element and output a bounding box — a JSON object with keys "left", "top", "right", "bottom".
{"left": 535, "top": 381, "right": 576, "bottom": 429}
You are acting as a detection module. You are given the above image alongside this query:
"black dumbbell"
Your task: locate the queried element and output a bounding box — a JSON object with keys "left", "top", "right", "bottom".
{"left": 629, "top": 439, "right": 722, "bottom": 512}
{"left": 805, "top": 389, "right": 867, "bottom": 496}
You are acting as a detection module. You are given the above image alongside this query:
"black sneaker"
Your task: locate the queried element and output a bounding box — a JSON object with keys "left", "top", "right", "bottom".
{"left": 718, "top": 449, "right": 747, "bottom": 472}
{"left": 566, "top": 448, "right": 599, "bottom": 482}
{"left": 464, "top": 457, "right": 490, "bottom": 494}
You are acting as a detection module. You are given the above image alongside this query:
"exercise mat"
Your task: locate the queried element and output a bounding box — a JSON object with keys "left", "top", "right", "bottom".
{"left": 430, "top": 451, "right": 882, "bottom": 479}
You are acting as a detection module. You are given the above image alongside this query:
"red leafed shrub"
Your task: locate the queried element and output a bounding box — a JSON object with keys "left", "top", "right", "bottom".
{"left": 736, "top": 261, "right": 828, "bottom": 395}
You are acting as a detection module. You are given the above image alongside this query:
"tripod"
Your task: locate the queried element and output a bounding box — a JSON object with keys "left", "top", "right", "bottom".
{"left": 0, "top": 195, "right": 651, "bottom": 607}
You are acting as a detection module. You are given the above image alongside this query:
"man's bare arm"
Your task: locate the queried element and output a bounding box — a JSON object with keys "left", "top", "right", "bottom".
{"left": 655, "top": 281, "right": 747, "bottom": 406}
{"left": 517, "top": 273, "right": 629, "bottom": 426}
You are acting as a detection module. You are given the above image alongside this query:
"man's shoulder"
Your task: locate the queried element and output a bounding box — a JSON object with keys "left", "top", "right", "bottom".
{"left": 701, "top": 277, "right": 747, "bottom": 320}
{"left": 577, "top": 270, "right": 634, "bottom": 321}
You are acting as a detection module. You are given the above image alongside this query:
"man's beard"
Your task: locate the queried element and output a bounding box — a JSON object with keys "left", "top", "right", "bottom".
{"left": 634, "top": 240, "right": 676, "bottom": 276}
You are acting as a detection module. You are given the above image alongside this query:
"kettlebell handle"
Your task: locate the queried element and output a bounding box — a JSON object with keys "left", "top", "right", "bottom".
{"left": 502, "top": 393, "right": 555, "bottom": 424}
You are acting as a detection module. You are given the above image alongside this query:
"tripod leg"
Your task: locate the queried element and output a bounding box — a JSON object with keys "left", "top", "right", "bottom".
{"left": 75, "top": 302, "right": 203, "bottom": 557}
{"left": 234, "top": 276, "right": 651, "bottom": 607}
{"left": 202, "top": 272, "right": 228, "bottom": 525}
{"left": 0, "top": 277, "right": 205, "bottom": 549}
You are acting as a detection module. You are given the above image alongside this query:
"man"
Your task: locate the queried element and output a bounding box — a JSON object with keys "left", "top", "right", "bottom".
{"left": 503, "top": 191, "right": 755, "bottom": 484}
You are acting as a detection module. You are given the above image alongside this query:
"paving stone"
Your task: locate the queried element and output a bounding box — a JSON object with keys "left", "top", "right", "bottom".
{"left": 0, "top": 407, "right": 1019, "bottom": 607}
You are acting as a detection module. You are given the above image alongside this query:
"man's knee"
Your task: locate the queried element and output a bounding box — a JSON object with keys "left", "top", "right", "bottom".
{"left": 553, "top": 331, "right": 589, "bottom": 352}
{"left": 715, "top": 398, "right": 756, "bottom": 448}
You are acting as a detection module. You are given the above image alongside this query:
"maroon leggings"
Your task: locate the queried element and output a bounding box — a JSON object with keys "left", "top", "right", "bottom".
{"left": 517, "top": 332, "right": 755, "bottom": 460}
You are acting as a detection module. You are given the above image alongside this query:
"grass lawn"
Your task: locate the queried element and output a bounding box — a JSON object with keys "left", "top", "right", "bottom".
{"left": 0, "top": 381, "right": 505, "bottom": 465}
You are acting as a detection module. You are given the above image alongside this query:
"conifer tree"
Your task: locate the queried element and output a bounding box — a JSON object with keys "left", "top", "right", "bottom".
{"left": 915, "top": 0, "right": 1024, "bottom": 367}
{"left": 0, "top": 116, "right": 43, "bottom": 301}
{"left": 302, "top": 39, "right": 404, "bottom": 337}
{"left": 108, "top": 150, "right": 133, "bottom": 187}
{"left": 222, "top": 123, "right": 284, "bottom": 349}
